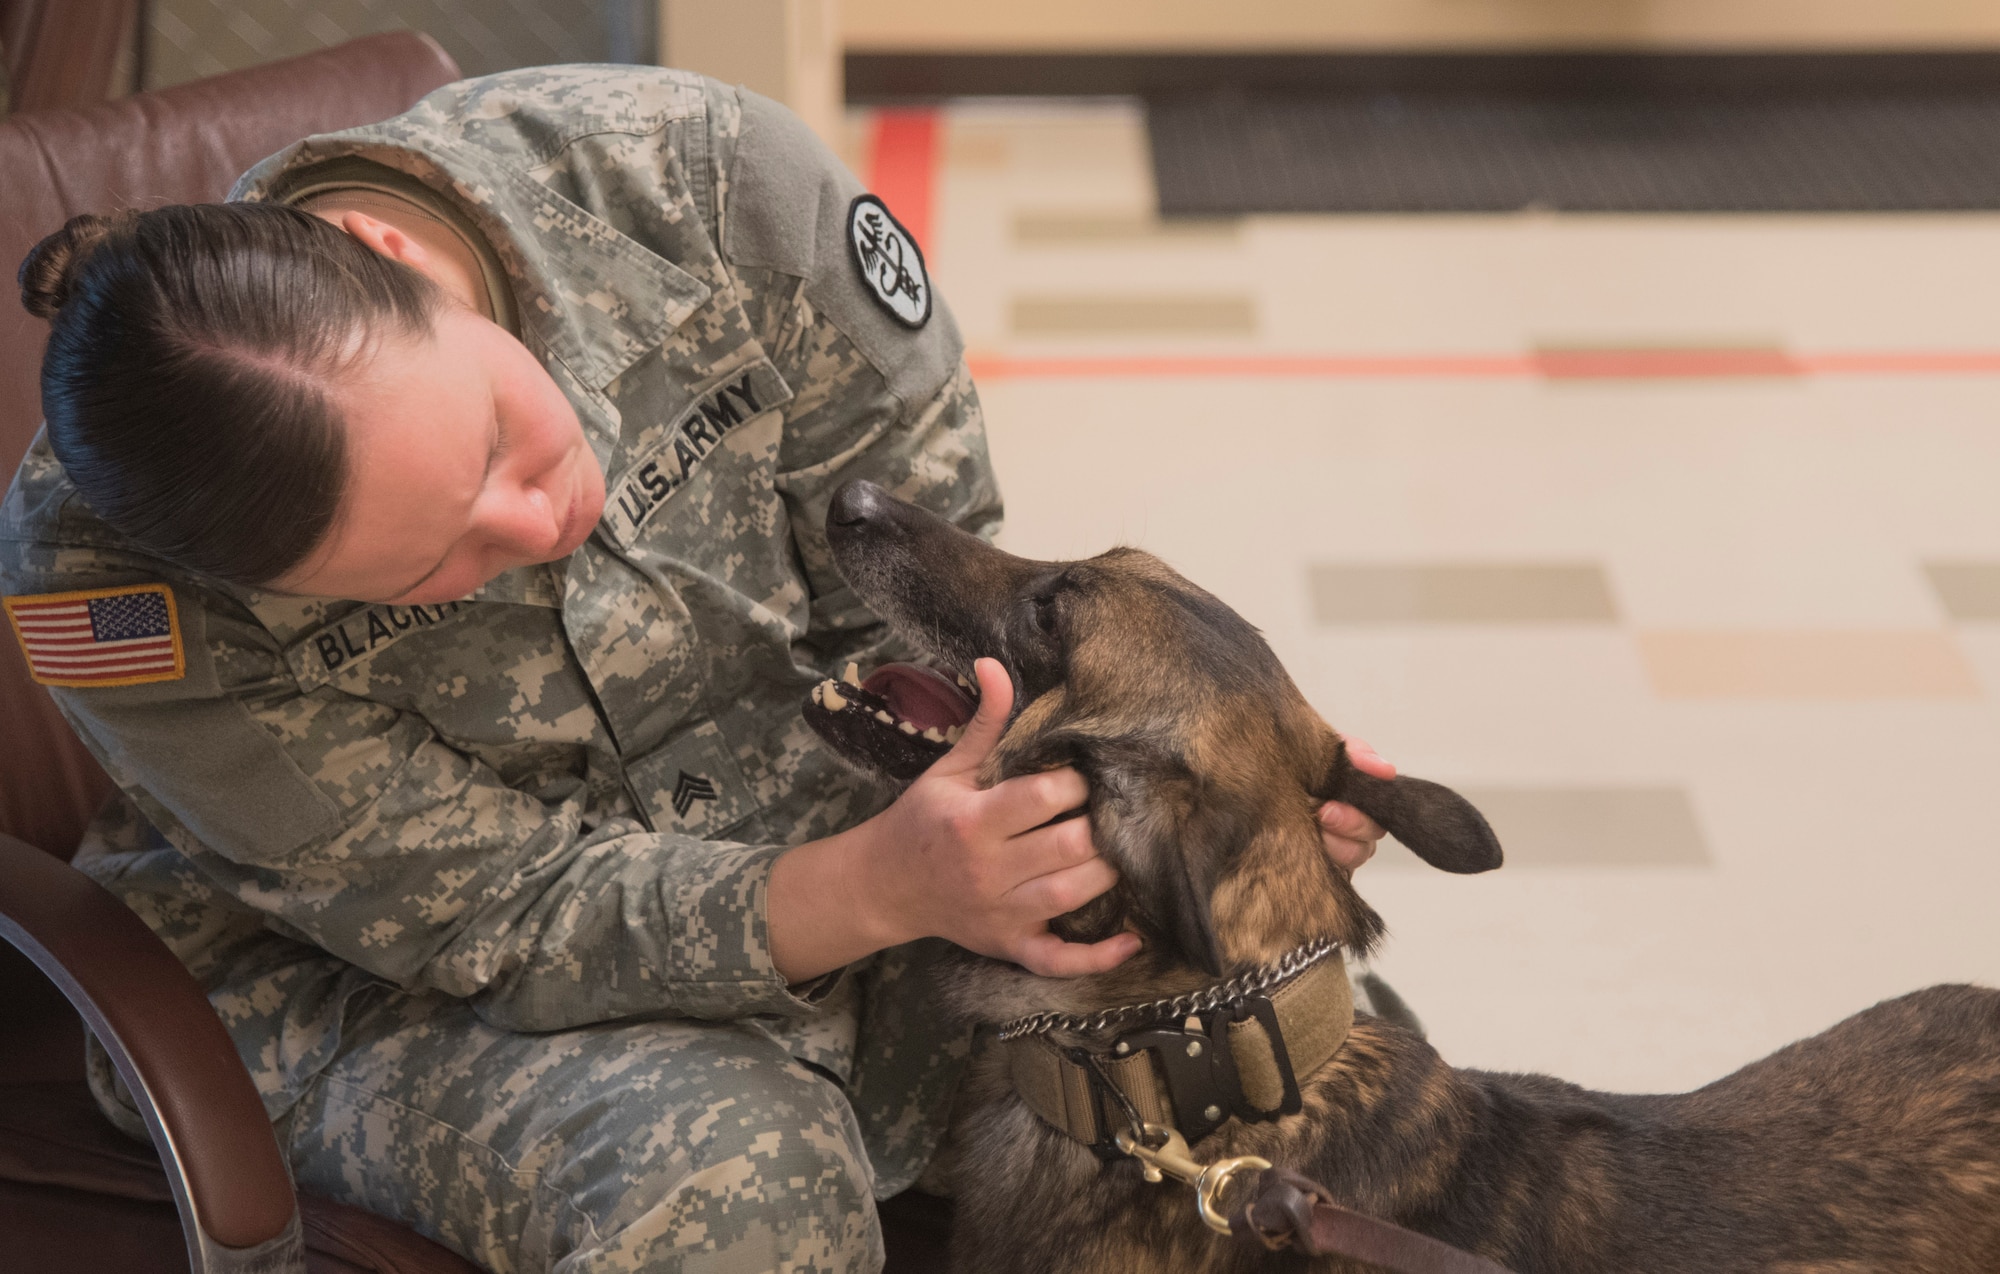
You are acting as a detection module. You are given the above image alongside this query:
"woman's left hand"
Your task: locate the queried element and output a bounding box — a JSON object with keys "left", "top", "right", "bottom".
{"left": 1319, "top": 735, "right": 1394, "bottom": 873}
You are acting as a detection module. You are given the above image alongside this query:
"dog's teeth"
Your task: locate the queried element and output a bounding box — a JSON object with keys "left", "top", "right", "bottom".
{"left": 897, "top": 721, "right": 918, "bottom": 734}
{"left": 842, "top": 662, "right": 862, "bottom": 688}
{"left": 822, "top": 684, "right": 848, "bottom": 711}
{"left": 955, "top": 673, "right": 972, "bottom": 689}
{"left": 873, "top": 709, "right": 896, "bottom": 725}
{"left": 921, "top": 726, "right": 946, "bottom": 743}
{"left": 945, "top": 725, "right": 964, "bottom": 744}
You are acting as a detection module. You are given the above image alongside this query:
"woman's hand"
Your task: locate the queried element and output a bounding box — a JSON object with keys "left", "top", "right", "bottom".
{"left": 768, "top": 658, "right": 1139, "bottom": 984}
{"left": 1319, "top": 737, "right": 1394, "bottom": 873}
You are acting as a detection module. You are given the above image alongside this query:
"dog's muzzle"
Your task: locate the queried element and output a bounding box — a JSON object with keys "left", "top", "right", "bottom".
{"left": 804, "top": 659, "right": 980, "bottom": 781}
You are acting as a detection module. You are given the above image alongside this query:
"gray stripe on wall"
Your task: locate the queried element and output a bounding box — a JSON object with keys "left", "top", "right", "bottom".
{"left": 1924, "top": 561, "right": 2000, "bottom": 620}
{"left": 1375, "top": 786, "right": 1710, "bottom": 868}
{"left": 1013, "top": 213, "right": 1243, "bottom": 245}
{"left": 1010, "top": 295, "right": 1257, "bottom": 336}
{"left": 1309, "top": 564, "right": 1618, "bottom": 624}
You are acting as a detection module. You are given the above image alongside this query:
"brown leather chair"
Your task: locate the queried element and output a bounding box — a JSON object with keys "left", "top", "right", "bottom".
{"left": 0, "top": 31, "right": 489, "bottom": 1274}
{"left": 1, "top": 0, "right": 141, "bottom": 113}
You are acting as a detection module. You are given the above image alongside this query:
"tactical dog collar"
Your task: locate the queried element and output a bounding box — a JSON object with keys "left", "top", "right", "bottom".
{"left": 1000, "top": 938, "right": 1353, "bottom": 1151}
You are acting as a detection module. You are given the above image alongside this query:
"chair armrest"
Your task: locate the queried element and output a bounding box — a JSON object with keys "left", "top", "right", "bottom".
{"left": 0, "top": 833, "right": 304, "bottom": 1273}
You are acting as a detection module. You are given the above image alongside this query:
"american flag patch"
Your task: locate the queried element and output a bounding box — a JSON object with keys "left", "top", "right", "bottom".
{"left": 4, "top": 585, "right": 185, "bottom": 688}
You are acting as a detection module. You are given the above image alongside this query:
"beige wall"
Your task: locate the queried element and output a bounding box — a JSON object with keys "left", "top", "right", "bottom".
{"left": 843, "top": 1, "right": 2000, "bottom": 52}
{"left": 660, "top": 0, "right": 842, "bottom": 145}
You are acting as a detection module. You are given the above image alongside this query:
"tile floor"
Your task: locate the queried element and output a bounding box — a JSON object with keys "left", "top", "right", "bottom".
{"left": 847, "top": 99, "right": 2000, "bottom": 1096}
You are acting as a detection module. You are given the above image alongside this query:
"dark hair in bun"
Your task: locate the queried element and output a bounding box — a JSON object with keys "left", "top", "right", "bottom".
{"left": 17, "top": 212, "right": 134, "bottom": 320}
{"left": 18, "top": 202, "right": 443, "bottom": 586}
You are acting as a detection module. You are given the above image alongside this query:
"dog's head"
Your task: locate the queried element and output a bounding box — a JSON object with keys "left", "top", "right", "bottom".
{"left": 807, "top": 480, "right": 1501, "bottom": 981}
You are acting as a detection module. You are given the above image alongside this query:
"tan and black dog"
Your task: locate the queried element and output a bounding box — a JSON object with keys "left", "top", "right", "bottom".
{"left": 804, "top": 479, "right": 2000, "bottom": 1274}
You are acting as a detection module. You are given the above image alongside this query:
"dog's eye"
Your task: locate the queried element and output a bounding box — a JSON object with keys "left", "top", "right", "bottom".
{"left": 1031, "top": 594, "right": 1059, "bottom": 635}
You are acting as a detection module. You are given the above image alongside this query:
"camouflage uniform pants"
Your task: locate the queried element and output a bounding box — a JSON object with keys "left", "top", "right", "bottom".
{"left": 274, "top": 987, "right": 883, "bottom": 1274}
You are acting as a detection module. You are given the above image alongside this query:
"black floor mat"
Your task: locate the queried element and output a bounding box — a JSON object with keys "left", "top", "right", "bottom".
{"left": 1149, "top": 91, "right": 2000, "bottom": 214}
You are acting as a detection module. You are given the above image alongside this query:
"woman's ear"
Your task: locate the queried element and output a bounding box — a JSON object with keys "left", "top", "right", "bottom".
{"left": 335, "top": 210, "right": 433, "bottom": 273}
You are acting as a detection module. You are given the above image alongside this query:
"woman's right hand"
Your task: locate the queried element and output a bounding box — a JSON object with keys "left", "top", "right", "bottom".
{"left": 850, "top": 657, "right": 1141, "bottom": 977}
{"left": 767, "top": 658, "right": 1141, "bottom": 983}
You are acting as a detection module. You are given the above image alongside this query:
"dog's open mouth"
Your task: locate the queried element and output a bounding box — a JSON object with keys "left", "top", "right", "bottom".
{"left": 804, "top": 661, "right": 980, "bottom": 781}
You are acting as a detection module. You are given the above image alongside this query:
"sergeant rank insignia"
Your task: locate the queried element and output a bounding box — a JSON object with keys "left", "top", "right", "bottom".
{"left": 847, "top": 194, "right": 931, "bottom": 330}
{"left": 4, "top": 584, "right": 185, "bottom": 687}
{"left": 671, "top": 771, "right": 718, "bottom": 817}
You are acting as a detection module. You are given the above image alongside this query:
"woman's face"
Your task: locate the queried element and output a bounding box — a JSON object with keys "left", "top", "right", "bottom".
{"left": 274, "top": 305, "right": 606, "bottom": 604}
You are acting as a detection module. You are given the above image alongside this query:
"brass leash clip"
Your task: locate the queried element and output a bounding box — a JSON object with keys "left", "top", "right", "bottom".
{"left": 1113, "top": 1121, "right": 1273, "bottom": 1235}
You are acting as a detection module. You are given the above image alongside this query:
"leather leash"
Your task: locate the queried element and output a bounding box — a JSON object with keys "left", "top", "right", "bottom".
{"left": 1229, "top": 1167, "right": 1516, "bottom": 1274}
{"left": 1114, "top": 1121, "right": 1516, "bottom": 1274}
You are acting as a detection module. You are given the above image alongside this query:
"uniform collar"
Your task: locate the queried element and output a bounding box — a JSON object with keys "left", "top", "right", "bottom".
{"left": 236, "top": 134, "right": 713, "bottom": 395}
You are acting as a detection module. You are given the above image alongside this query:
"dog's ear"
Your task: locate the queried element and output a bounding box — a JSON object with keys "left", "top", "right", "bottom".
{"left": 1084, "top": 741, "right": 1236, "bottom": 976}
{"left": 1320, "top": 746, "right": 1503, "bottom": 875}
{"left": 1009, "top": 728, "right": 1233, "bottom": 976}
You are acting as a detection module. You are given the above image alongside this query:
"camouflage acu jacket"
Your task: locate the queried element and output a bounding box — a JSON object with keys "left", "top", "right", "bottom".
{"left": 0, "top": 67, "right": 996, "bottom": 1195}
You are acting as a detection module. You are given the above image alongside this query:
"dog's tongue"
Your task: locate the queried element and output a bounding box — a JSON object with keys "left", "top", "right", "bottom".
{"left": 862, "top": 663, "right": 977, "bottom": 732}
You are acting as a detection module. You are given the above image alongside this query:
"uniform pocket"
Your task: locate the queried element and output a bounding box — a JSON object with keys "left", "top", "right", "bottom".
{"left": 624, "top": 719, "right": 763, "bottom": 839}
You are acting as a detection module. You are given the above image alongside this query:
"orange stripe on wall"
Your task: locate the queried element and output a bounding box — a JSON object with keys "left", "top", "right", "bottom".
{"left": 866, "top": 109, "right": 941, "bottom": 260}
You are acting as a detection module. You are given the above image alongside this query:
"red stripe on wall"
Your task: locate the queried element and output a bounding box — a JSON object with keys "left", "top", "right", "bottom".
{"left": 1797, "top": 351, "right": 2000, "bottom": 374}
{"left": 866, "top": 109, "right": 941, "bottom": 261}
{"left": 1534, "top": 348, "right": 1801, "bottom": 379}
{"left": 966, "top": 349, "right": 2000, "bottom": 382}
{"left": 966, "top": 354, "right": 1535, "bottom": 381}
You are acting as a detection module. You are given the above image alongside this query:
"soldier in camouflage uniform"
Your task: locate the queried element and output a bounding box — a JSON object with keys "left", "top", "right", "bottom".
{"left": 4, "top": 66, "right": 1393, "bottom": 1273}
{"left": 1, "top": 66, "right": 1029, "bottom": 1272}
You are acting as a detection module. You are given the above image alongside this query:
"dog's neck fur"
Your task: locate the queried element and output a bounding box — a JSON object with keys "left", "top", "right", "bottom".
{"left": 949, "top": 727, "right": 1380, "bottom": 1037}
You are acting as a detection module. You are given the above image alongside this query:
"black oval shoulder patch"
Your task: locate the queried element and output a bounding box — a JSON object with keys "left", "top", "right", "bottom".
{"left": 846, "top": 194, "right": 932, "bottom": 330}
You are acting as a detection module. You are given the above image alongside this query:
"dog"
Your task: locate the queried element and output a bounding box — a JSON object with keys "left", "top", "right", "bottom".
{"left": 805, "top": 479, "right": 2000, "bottom": 1273}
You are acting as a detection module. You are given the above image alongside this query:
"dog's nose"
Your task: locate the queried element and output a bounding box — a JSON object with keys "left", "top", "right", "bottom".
{"left": 828, "top": 479, "right": 890, "bottom": 530}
